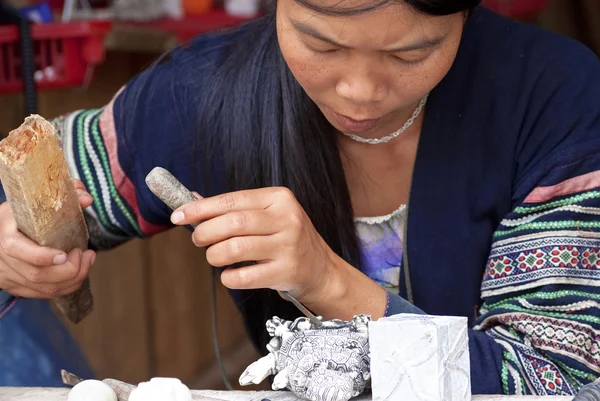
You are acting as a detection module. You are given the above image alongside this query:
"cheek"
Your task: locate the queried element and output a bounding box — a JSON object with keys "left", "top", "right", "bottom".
{"left": 418, "top": 33, "right": 463, "bottom": 87}
{"left": 393, "top": 44, "right": 460, "bottom": 98}
{"left": 285, "top": 54, "right": 331, "bottom": 91}
{"left": 277, "top": 34, "right": 333, "bottom": 97}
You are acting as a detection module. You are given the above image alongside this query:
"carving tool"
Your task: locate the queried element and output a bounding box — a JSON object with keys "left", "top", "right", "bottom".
{"left": 61, "top": 369, "right": 84, "bottom": 387}
{"left": 145, "top": 167, "right": 323, "bottom": 327}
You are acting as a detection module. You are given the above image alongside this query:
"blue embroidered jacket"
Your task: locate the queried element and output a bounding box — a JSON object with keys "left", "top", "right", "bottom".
{"left": 1, "top": 6, "right": 600, "bottom": 395}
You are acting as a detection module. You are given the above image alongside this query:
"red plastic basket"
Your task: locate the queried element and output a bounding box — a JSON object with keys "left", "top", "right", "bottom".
{"left": 0, "top": 20, "right": 111, "bottom": 94}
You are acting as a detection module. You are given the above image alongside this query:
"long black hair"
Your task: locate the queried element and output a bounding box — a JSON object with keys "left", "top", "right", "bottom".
{"left": 194, "top": 0, "right": 482, "bottom": 351}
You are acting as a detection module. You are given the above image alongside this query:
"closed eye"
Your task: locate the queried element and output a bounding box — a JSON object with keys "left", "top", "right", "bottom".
{"left": 303, "top": 37, "right": 342, "bottom": 54}
{"left": 390, "top": 51, "right": 430, "bottom": 66}
{"left": 310, "top": 46, "right": 340, "bottom": 54}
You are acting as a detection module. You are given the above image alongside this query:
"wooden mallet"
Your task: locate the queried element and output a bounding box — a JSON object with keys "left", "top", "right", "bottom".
{"left": 0, "top": 115, "right": 93, "bottom": 323}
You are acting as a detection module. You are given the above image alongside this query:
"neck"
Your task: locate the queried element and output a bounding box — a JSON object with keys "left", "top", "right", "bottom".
{"left": 339, "top": 116, "right": 423, "bottom": 217}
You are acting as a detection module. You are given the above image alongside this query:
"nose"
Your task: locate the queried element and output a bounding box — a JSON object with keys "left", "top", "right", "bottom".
{"left": 336, "top": 67, "right": 387, "bottom": 105}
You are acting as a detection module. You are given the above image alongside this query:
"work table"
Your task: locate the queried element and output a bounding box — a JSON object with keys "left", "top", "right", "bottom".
{"left": 0, "top": 387, "right": 574, "bottom": 401}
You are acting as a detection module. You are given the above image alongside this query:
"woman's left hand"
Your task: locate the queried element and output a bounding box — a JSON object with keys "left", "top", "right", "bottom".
{"left": 170, "top": 187, "right": 343, "bottom": 304}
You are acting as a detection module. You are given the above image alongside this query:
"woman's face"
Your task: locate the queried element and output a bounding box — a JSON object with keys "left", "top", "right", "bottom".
{"left": 276, "top": 0, "right": 465, "bottom": 138}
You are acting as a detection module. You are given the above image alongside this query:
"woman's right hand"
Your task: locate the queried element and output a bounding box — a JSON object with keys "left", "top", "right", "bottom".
{"left": 0, "top": 179, "right": 96, "bottom": 298}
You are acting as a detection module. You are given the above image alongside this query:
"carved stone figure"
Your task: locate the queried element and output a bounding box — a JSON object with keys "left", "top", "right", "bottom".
{"left": 573, "top": 380, "right": 600, "bottom": 401}
{"left": 239, "top": 315, "right": 371, "bottom": 401}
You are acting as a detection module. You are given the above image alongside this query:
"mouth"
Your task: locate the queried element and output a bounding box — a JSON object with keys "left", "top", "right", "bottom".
{"left": 332, "top": 112, "right": 383, "bottom": 134}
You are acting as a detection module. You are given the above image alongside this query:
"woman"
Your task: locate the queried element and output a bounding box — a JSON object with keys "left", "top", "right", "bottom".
{"left": 0, "top": 0, "right": 599, "bottom": 395}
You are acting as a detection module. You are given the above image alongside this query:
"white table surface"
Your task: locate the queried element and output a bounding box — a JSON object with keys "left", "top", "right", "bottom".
{"left": 0, "top": 387, "right": 575, "bottom": 401}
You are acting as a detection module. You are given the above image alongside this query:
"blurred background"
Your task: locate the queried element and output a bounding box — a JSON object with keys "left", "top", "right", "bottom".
{"left": 0, "top": 0, "right": 599, "bottom": 391}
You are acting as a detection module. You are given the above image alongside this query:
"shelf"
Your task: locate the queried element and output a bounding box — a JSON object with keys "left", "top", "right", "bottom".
{"left": 101, "top": 8, "right": 259, "bottom": 53}
{"left": 0, "top": 20, "right": 112, "bottom": 41}
{"left": 130, "top": 8, "right": 259, "bottom": 42}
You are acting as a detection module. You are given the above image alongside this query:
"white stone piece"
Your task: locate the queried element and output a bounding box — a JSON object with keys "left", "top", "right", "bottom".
{"left": 369, "top": 313, "right": 471, "bottom": 401}
{"left": 128, "top": 377, "right": 192, "bottom": 401}
{"left": 67, "top": 379, "right": 117, "bottom": 401}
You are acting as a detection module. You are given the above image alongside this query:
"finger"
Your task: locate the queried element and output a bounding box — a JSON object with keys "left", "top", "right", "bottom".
{"left": 0, "top": 276, "right": 85, "bottom": 299}
{"left": 56, "top": 279, "right": 88, "bottom": 297}
{"left": 0, "top": 205, "right": 17, "bottom": 232}
{"left": 73, "top": 180, "right": 94, "bottom": 209}
{"left": 220, "top": 261, "right": 286, "bottom": 290}
{"left": 192, "top": 210, "right": 278, "bottom": 247}
{"left": 205, "top": 235, "right": 275, "bottom": 267}
{"left": 72, "top": 179, "right": 93, "bottom": 207}
{"left": 72, "top": 179, "right": 87, "bottom": 191}
{"left": 0, "top": 233, "right": 67, "bottom": 267}
{"left": 83, "top": 249, "right": 97, "bottom": 268}
{"left": 0, "top": 277, "right": 51, "bottom": 298}
{"left": 191, "top": 191, "right": 203, "bottom": 199}
{"left": 171, "top": 187, "right": 291, "bottom": 225}
{"left": 77, "top": 191, "right": 93, "bottom": 209}
{"left": 74, "top": 249, "right": 95, "bottom": 284}
{"left": 5, "top": 248, "right": 84, "bottom": 285}
{"left": 7, "top": 249, "right": 91, "bottom": 298}
{"left": 54, "top": 249, "right": 94, "bottom": 294}
{"left": 54, "top": 250, "right": 95, "bottom": 296}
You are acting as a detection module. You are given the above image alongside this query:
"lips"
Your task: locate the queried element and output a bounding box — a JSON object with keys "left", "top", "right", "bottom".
{"left": 333, "top": 112, "right": 382, "bottom": 134}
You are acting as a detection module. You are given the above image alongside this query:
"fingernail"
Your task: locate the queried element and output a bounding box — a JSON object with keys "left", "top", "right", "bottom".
{"left": 53, "top": 253, "right": 67, "bottom": 265}
{"left": 171, "top": 211, "right": 184, "bottom": 224}
{"left": 90, "top": 252, "right": 96, "bottom": 265}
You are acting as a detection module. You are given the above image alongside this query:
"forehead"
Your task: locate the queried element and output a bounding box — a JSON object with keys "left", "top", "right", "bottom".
{"left": 279, "top": 0, "right": 457, "bottom": 47}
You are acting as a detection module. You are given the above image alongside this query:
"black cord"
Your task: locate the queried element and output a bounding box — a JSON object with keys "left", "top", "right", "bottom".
{"left": 19, "top": 17, "right": 37, "bottom": 116}
{"left": 0, "top": 1, "right": 38, "bottom": 115}
{"left": 210, "top": 267, "right": 235, "bottom": 390}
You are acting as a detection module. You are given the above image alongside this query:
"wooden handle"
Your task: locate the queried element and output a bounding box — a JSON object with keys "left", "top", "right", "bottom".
{"left": 0, "top": 115, "right": 93, "bottom": 323}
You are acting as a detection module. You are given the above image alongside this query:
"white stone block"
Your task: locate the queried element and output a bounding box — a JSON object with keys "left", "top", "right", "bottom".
{"left": 369, "top": 314, "right": 471, "bottom": 401}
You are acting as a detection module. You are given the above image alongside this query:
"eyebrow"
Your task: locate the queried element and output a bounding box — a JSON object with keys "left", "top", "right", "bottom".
{"left": 291, "top": 21, "right": 446, "bottom": 52}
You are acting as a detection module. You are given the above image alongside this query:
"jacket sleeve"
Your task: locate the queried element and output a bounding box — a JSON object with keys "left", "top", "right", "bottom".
{"left": 469, "top": 163, "right": 600, "bottom": 395}
{"left": 467, "top": 41, "right": 600, "bottom": 395}
{"left": 50, "top": 60, "right": 185, "bottom": 250}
